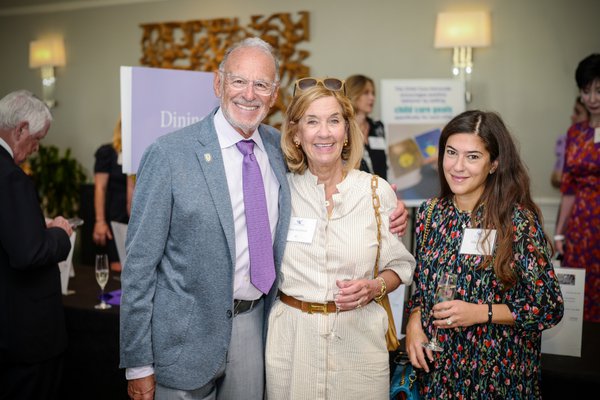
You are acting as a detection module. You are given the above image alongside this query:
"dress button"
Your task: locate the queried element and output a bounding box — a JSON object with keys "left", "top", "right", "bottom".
{"left": 226, "top": 310, "right": 233, "bottom": 318}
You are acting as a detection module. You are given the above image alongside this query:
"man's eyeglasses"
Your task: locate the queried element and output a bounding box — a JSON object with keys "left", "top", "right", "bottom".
{"left": 221, "top": 72, "right": 277, "bottom": 95}
{"left": 293, "top": 77, "right": 346, "bottom": 96}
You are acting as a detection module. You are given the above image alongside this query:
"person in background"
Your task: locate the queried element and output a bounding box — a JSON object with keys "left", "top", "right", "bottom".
{"left": 405, "top": 110, "right": 563, "bottom": 399}
{"left": 93, "top": 117, "right": 134, "bottom": 272}
{"left": 551, "top": 96, "right": 589, "bottom": 188}
{"left": 0, "top": 90, "right": 73, "bottom": 400}
{"left": 346, "top": 74, "right": 389, "bottom": 180}
{"left": 555, "top": 53, "right": 600, "bottom": 322}
{"left": 120, "top": 38, "right": 410, "bottom": 400}
{"left": 266, "top": 81, "right": 415, "bottom": 399}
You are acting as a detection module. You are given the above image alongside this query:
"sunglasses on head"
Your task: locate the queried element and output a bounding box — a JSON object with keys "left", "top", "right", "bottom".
{"left": 293, "top": 77, "right": 346, "bottom": 96}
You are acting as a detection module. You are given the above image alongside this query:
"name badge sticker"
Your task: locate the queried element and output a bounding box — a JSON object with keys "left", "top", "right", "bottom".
{"left": 368, "top": 136, "right": 387, "bottom": 150}
{"left": 594, "top": 127, "right": 600, "bottom": 144}
{"left": 459, "top": 228, "right": 497, "bottom": 256}
{"left": 287, "top": 217, "right": 317, "bottom": 243}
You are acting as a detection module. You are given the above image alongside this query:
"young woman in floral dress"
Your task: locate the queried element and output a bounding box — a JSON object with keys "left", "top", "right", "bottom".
{"left": 406, "top": 110, "right": 564, "bottom": 399}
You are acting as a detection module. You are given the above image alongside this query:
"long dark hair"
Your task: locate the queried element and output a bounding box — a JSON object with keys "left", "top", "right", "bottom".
{"left": 575, "top": 53, "right": 600, "bottom": 89}
{"left": 438, "top": 110, "right": 549, "bottom": 287}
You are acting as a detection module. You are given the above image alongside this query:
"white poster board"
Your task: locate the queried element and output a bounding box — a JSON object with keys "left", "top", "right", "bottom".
{"left": 59, "top": 232, "right": 77, "bottom": 295}
{"left": 541, "top": 266, "right": 585, "bottom": 357}
{"left": 381, "top": 79, "right": 465, "bottom": 206}
{"left": 120, "top": 66, "right": 219, "bottom": 174}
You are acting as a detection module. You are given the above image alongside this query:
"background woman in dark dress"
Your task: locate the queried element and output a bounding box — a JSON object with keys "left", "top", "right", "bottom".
{"left": 346, "top": 74, "right": 389, "bottom": 180}
{"left": 93, "top": 117, "right": 134, "bottom": 272}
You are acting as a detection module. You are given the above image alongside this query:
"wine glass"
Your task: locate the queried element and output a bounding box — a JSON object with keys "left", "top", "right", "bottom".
{"left": 94, "top": 254, "right": 112, "bottom": 310}
{"left": 322, "top": 264, "right": 357, "bottom": 340}
{"left": 422, "top": 272, "right": 457, "bottom": 352}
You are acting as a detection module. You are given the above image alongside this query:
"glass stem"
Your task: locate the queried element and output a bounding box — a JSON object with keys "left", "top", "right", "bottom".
{"left": 330, "top": 307, "right": 339, "bottom": 334}
{"left": 431, "top": 325, "right": 439, "bottom": 344}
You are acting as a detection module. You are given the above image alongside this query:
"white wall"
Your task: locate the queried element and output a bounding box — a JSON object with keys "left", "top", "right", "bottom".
{"left": 1, "top": 0, "right": 599, "bottom": 209}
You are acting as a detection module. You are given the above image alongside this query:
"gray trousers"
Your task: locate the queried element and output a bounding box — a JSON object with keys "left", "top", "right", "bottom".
{"left": 155, "top": 301, "right": 265, "bottom": 400}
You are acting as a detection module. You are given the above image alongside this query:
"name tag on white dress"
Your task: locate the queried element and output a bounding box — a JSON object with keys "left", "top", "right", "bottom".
{"left": 459, "top": 228, "right": 497, "bottom": 256}
{"left": 287, "top": 217, "right": 317, "bottom": 243}
{"left": 368, "top": 136, "right": 386, "bottom": 150}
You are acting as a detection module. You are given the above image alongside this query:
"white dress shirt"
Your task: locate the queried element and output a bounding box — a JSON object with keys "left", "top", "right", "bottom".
{"left": 0, "top": 137, "right": 14, "bottom": 159}
{"left": 214, "top": 108, "right": 280, "bottom": 301}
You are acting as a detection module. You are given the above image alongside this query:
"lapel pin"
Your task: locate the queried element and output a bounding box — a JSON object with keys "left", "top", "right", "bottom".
{"left": 204, "top": 153, "right": 212, "bottom": 163}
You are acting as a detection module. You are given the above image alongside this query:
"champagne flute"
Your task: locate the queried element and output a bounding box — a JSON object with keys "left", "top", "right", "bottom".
{"left": 94, "top": 254, "right": 112, "bottom": 310}
{"left": 322, "top": 264, "right": 357, "bottom": 340}
{"left": 422, "top": 272, "right": 457, "bottom": 352}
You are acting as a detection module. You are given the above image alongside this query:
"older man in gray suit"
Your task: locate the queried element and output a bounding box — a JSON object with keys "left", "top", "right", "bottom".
{"left": 120, "top": 37, "right": 407, "bottom": 400}
{"left": 120, "top": 37, "right": 288, "bottom": 400}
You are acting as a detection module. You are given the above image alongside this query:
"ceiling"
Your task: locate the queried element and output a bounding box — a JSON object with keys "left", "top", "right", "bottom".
{"left": 0, "top": 0, "right": 161, "bottom": 13}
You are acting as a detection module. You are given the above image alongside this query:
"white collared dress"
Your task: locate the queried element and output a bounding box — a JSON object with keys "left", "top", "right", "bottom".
{"left": 265, "top": 169, "right": 415, "bottom": 400}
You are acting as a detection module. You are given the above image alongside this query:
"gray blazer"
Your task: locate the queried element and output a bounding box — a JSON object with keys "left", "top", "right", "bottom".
{"left": 119, "top": 108, "right": 291, "bottom": 390}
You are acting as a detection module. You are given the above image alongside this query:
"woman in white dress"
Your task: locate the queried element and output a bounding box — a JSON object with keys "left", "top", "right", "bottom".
{"left": 265, "top": 79, "right": 416, "bottom": 400}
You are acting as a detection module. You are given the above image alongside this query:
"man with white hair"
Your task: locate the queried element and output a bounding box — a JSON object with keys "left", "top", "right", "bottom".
{"left": 0, "top": 90, "right": 73, "bottom": 400}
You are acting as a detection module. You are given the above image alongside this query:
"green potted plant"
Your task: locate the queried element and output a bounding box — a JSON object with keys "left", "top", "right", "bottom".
{"left": 26, "top": 144, "right": 88, "bottom": 218}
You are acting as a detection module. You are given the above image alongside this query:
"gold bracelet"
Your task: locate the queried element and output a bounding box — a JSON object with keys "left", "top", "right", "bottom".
{"left": 374, "top": 276, "right": 387, "bottom": 301}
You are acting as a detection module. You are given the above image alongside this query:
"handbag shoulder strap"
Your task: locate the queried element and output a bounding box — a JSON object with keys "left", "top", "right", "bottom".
{"left": 421, "top": 197, "right": 439, "bottom": 248}
{"left": 370, "top": 175, "right": 382, "bottom": 277}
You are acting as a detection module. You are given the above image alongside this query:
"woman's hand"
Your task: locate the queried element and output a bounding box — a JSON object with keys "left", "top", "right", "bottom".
{"left": 432, "top": 299, "right": 486, "bottom": 329}
{"left": 93, "top": 220, "right": 113, "bottom": 246}
{"left": 554, "top": 238, "right": 565, "bottom": 255}
{"left": 405, "top": 309, "right": 433, "bottom": 372}
{"left": 334, "top": 278, "right": 378, "bottom": 311}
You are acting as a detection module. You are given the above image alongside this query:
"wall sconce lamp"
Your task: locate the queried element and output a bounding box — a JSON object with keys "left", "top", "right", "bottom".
{"left": 434, "top": 11, "right": 491, "bottom": 103}
{"left": 29, "top": 38, "right": 66, "bottom": 108}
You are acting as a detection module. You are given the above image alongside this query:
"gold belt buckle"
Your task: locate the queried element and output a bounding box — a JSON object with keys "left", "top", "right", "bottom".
{"left": 308, "top": 302, "right": 328, "bottom": 314}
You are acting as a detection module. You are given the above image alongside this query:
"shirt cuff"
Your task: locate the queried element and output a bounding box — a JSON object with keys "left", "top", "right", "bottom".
{"left": 126, "top": 365, "right": 154, "bottom": 380}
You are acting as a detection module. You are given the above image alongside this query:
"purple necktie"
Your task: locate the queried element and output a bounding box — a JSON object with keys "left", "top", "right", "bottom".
{"left": 236, "top": 140, "right": 276, "bottom": 294}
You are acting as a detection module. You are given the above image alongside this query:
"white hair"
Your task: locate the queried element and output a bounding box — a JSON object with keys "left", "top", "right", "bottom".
{"left": 218, "top": 37, "right": 280, "bottom": 83}
{"left": 0, "top": 90, "right": 52, "bottom": 134}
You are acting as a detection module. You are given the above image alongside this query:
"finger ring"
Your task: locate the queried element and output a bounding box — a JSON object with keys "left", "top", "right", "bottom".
{"left": 356, "top": 300, "right": 362, "bottom": 309}
{"left": 446, "top": 318, "right": 452, "bottom": 325}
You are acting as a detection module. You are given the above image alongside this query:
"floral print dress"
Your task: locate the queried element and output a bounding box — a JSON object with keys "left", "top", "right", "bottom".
{"left": 407, "top": 197, "right": 564, "bottom": 399}
{"left": 561, "top": 121, "right": 600, "bottom": 322}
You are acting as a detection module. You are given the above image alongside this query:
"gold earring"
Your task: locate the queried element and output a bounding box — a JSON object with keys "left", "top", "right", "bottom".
{"left": 343, "top": 137, "right": 348, "bottom": 147}
{"left": 294, "top": 140, "right": 300, "bottom": 148}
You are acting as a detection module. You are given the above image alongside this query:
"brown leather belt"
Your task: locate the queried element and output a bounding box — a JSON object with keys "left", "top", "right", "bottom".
{"left": 279, "top": 292, "right": 337, "bottom": 314}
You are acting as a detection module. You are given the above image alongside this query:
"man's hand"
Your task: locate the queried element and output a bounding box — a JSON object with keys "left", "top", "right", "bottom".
{"left": 389, "top": 199, "right": 409, "bottom": 236}
{"left": 128, "top": 375, "right": 156, "bottom": 400}
{"left": 47, "top": 216, "right": 73, "bottom": 237}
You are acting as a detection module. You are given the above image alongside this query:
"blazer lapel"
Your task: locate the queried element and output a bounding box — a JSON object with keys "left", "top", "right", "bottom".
{"left": 193, "top": 115, "right": 236, "bottom": 265}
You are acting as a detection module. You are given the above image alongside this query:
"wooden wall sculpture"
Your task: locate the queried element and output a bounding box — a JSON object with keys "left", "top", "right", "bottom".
{"left": 139, "top": 11, "right": 310, "bottom": 126}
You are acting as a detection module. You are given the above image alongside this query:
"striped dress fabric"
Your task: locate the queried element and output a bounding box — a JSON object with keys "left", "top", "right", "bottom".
{"left": 265, "top": 169, "right": 415, "bottom": 400}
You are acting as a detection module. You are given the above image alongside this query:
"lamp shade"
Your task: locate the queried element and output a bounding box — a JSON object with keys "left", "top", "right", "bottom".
{"left": 29, "top": 38, "right": 66, "bottom": 68}
{"left": 434, "top": 11, "right": 491, "bottom": 48}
